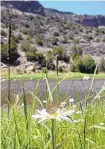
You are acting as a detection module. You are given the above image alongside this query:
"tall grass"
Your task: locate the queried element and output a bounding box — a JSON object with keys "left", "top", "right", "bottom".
{"left": 1, "top": 74, "right": 105, "bottom": 149}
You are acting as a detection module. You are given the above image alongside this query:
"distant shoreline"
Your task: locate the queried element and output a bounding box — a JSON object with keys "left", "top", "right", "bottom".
{"left": 1, "top": 69, "right": 105, "bottom": 80}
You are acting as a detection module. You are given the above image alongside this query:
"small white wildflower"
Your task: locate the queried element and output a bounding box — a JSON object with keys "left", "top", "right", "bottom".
{"left": 100, "top": 123, "right": 104, "bottom": 126}
{"left": 74, "top": 119, "right": 84, "bottom": 123}
{"left": 60, "top": 102, "right": 66, "bottom": 106}
{"left": 69, "top": 98, "right": 74, "bottom": 103}
{"left": 43, "top": 100, "right": 47, "bottom": 103}
{"left": 21, "top": 103, "right": 24, "bottom": 107}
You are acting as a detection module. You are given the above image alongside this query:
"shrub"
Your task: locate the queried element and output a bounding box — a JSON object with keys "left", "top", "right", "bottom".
{"left": 52, "top": 46, "right": 64, "bottom": 58}
{"left": 53, "top": 32, "right": 59, "bottom": 37}
{"left": 80, "top": 55, "right": 96, "bottom": 74}
{"left": 72, "top": 45, "right": 83, "bottom": 60}
{"left": 87, "top": 35, "right": 93, "bottom": 42}
{"left": 71, "top": 56, "right": 82, "bottom": 72}
{"left": 102, "top": 38, "right": 105, "bottom": 42}
{"left": 27, "top": 35, "right": 32, "bottom": 43}
{"left": 1, "top": 38, "right": 19, "bottom": 63}
{"left": 21, "top": 40, "right": 30, "bottom": 51}
{"left": 29, "top": 15, "right": 34, "bottom": 20}
{"left": 35, "top": 36, "right": 43, "bottom": 46}
{"left": 73, "top": 39, "right": 79, "bottom": 44}
{"left": 1, "top": 30, "right": 7, "bottom": 36}
{"left": 61, "top": 37, "right": 68, "bottom": 44}
{"left": 26, "top": 46, "right": 38, "bottom": 61}
{"left": 42, "top": 68, "right": 48, "bottom": 73}
{"left": 52, "top": 37, "right": 58, "bottom": 45}
{"left": 98, "top": 57, "right": 105, "bottom": 72}
{"left": 17, "top": 34, "right": 22, "bottom": 40}
{"left": 79, "top": 28, "right": 83, "bottom": 32}
{"left": 63, "top": 24, "right": 70, "bottom": 30}
{"left": 26, "top": 49, "right": 44, "bottom": 64}
{"left": 22, "top": 29, "right": 29, "bottom": 35}
{"left": 1, "top": 43, "right": 8, "bottom": 61}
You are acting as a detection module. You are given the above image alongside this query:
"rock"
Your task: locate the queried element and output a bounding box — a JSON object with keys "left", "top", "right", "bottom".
{"left": 0, "top": 78, "right": 5, "bottom": 82}
{"left": 26, "top": 65, "right": 35, "bottom": 73}
{"left": 82, "top": 76, "right": 90, "bottom": 80}
{"left": 0, "top": 62, "right": 7, "bottom": 68}
{"left": 35, "top": 65, "right": 42, "bottom": 70}
{"left": 53, "top": 60, "right": 69, "bottom": 72}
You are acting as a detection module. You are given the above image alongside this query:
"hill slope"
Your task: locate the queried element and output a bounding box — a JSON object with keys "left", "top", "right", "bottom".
{"left": 1, "top": 0, "right": 105, "bottom": 65}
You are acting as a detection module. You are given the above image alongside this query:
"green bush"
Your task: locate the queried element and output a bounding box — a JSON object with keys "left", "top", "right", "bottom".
{"left": 52, "top": 46, "right": 64, "bottom": 58}
{"left": 27, "top": 35, "right": 32, "bottom": 43}
{"left": 73, "top": 39, "right": 79, "bottom": 44}
{"left": 21, "top": 40, "right": 30, "bottom": 51}
{"left": 80, "top": 55, "right": 96, "bottom": 74}
{"left": 1, "top": 43, "right": 8, "bottom": 60}
{"left": 52, "top": 37, "right": 58, "bottom": 45}
{"left": 72, "top": 45, "right": 83, "bottom": 60}
{"left": 26, "top": 46, "right": 38, "bottom": 61}
{"left": 61, "top": 37, "right": 68, "bottom": 44}
{"left": 35, "top": 36, "right": 43, "bottom": 46}
{"left": 53, "top": 31, "right": 59, "bottom": 36}
{"left": 26, "top": 49, "right": 44, "bottom": 63}
{"left": 42, "top": 67, "right": 48, "bottom": 73}
{"left": 71, "top": 56, "right": 82, "bottom": 72}
{"left": 22, "top": 29, "right": 29, "bottom": 35}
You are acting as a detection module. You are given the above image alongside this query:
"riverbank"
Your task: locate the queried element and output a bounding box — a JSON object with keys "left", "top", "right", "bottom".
{"left": 1, "top": 68, "right": 105, "bottom": 80}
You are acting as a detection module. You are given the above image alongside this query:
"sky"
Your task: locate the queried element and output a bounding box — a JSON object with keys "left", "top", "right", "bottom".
{"left": 39, "top": 1, "right": 105, "bottom": 15}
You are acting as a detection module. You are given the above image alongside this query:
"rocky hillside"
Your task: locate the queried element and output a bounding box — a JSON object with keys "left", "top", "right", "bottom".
{"left": 1, "top": 0, "right": 45, "bottom": 16}
{"left": 2, "top": 0, "right": 105, "bottom": 27}
{"left": 1, "top": 0, "right": 105, "bottom": 65}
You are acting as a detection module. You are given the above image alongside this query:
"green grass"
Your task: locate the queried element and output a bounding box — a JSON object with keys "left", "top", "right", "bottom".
{"left": 1, "top": 75, "right": 105, "bottom": 149}
{"left": 1, "top": 99, "right": 105, "bottom": 149}
{"left": 1, "top": 69, "right": 105, "bottom": 80}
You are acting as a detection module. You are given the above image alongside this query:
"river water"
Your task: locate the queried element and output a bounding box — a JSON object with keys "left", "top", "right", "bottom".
{"left": 1, "top": 79, "right": 105, "bottom": 105}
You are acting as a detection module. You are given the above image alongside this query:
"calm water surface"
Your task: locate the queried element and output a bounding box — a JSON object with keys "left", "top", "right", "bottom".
{"left": 1, "top": 79, "right": 105, "bottom": 105}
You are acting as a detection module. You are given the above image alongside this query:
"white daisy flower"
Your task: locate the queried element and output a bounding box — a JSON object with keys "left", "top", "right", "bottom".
{"left": 32, "top": 108, "right": 75, "bottom": 124}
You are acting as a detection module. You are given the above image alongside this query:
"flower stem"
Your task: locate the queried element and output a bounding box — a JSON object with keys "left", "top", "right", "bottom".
{"left": 52, "top": 119, "right": 56, "bottom": 149}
